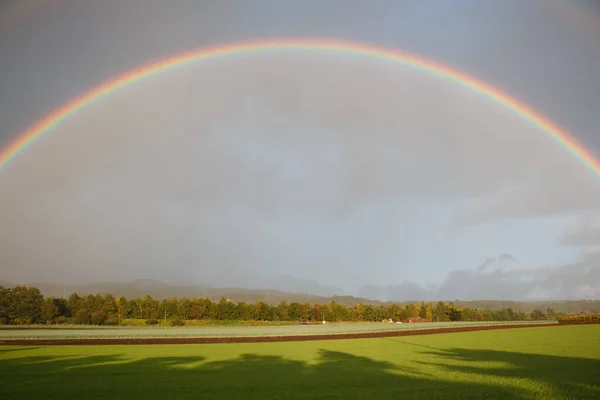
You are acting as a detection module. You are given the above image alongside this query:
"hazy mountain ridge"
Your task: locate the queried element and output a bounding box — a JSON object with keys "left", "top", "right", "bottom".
{"left": 2, "top": 279, "right": 599, "bottom": 313}
{"left": 1, "top": 279, "right": 365, "bottom": 305}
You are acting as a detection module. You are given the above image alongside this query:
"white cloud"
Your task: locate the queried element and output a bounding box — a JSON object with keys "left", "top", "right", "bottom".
{"left": 563, "top": 213, "right": 600, "bottom": 246}
{"left": 560, "top": 212, "right": 600, "bottom": 263}
{"left": 361, "top": 259, "right": 600, "bottom": 301}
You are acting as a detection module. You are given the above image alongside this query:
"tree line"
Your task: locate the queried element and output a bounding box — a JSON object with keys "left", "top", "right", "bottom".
{"left": 0, "top": 284, "right": 566, "bottom": 325}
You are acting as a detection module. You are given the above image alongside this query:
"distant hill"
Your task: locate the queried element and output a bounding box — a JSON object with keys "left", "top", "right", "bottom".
{"left": 2, "top": 280, "right": 599, "bottom": 312}
{"left": 449, "top": 299, "right": 600, "bottom": 314}
{"left": 1, "top": 279, "right": 379, "bottom": 305}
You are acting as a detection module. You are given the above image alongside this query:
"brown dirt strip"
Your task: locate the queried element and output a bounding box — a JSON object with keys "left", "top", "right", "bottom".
{"left": 0, "top": 323, "right": 566, "bottom": 345}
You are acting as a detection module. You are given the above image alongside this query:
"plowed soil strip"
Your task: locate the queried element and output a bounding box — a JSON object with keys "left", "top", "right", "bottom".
{"left": 0, "top": 323, "right": 561, "bottom": 345}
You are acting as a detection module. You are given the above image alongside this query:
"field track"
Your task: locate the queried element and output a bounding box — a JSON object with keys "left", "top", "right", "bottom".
{"left": 0, "top": 322, "right": 562, "bottom": 345}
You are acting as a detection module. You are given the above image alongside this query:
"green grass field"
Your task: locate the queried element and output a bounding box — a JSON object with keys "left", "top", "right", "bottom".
{"left": 1, "top": 325, "right": 598, "bottom": 399}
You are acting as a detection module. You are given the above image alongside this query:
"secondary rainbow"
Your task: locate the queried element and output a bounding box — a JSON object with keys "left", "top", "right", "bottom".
{"left": 547, "top": 0, "right": 600, "bottom": 37}
{"left": 1, "top": 38, "right": 599, "bottom": 177}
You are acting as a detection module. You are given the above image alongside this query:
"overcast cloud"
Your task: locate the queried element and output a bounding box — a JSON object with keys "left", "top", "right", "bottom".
{"left": 1, "top": 1, "right": 599, "bottom": 300}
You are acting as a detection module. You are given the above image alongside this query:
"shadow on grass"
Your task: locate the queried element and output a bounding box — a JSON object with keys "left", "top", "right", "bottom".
{"left": 416, "top": 347, "right": 600, "bottom": 398}
{"left": 1, "top": 347, "right": 599, "bottom": 399}
{"left": 0, "top": 346, "right": 42, "bottom": 353}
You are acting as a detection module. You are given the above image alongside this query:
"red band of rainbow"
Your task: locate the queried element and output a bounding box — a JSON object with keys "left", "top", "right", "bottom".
{"left": 1, "top": 39, "right": 598, "bottom": 178}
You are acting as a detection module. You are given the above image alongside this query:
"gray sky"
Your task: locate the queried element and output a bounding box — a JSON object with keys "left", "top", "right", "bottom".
{"left": 1, "top": 0, "right": 600, "bottom": 300}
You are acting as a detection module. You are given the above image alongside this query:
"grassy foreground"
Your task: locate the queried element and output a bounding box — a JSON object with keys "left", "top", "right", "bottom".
{"left": 1, "top": 325, "right": 599, "bottom": 399}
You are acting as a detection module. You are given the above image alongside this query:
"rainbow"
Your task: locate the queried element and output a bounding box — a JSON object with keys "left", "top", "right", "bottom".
{"left": 1, "top": 38, "right": 599, "bottom": 177}
{"left": 0, "top": 0, "right": 56, "bottom": 34}
{"left": 547, "top": 0, "right": 600, "bottom": 37}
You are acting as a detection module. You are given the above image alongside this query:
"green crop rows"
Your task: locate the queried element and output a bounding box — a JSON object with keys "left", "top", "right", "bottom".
{"left": 0, "top": 320, "right": 554, "bottom": 340}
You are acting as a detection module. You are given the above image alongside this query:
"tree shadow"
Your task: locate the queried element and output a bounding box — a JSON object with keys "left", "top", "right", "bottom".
{"left": 1, "top": 346, "right": 599, "bottom": 399}
{"left": 0, "top": 346, "right": 42, "bottom": 353}
{"left": 416, "top": 347, "right": 600, "bottom": 399}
